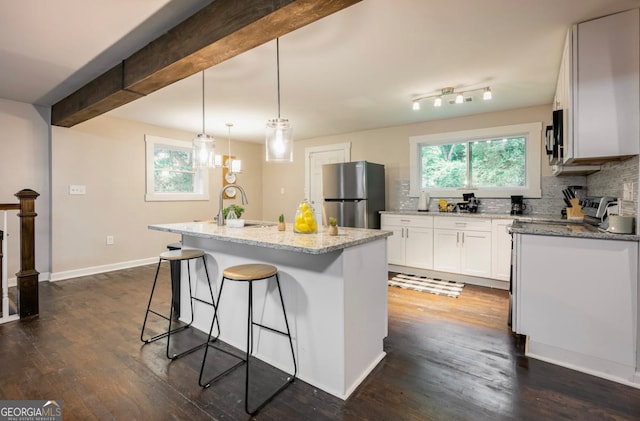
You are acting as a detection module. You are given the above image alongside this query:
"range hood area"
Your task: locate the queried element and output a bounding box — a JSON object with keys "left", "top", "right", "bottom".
{"left": 551, "top": 164, "right": 600, "bottom": 176}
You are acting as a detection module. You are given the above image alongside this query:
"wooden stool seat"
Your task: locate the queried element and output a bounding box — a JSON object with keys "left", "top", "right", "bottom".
{"left": 223, "top": 264, "right": 277, "bottom": 281}
{"left": 160, "top": 249, "right": 205, "bottom": 261}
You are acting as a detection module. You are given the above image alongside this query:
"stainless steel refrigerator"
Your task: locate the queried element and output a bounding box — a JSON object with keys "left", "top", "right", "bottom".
{"left": 322, "top": 161, "right": 385, "bottom": 229}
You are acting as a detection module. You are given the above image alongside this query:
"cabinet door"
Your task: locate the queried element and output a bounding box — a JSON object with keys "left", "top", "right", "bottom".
{"left": 433, "top": 229, "right": 460, "bottom": 273}
{"left": 491, "top": 219, "right": 513, "bottom": 281}
{"left": 405, "top": 227, "right": 433, "bottom": 270}
{"left": 383, "top": 224, "right": 405, "bottom": 265}
{"left": 573, "top": 9, "right": 639, "bottom": 160}
{"left": 460, "top": 230, "right": 492, "bottom": 277}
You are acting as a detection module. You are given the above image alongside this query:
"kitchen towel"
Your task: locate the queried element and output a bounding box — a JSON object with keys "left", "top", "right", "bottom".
{"left": 389, "top": 273, "right": 464, "bottom": 298}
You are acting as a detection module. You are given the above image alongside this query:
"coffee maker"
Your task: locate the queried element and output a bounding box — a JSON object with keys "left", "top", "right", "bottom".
{"left": 510, "top": 195, "right": 526, "bottom": 215}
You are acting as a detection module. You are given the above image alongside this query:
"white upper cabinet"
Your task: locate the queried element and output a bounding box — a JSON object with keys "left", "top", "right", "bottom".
{"left": 563, "top": 8, "right": 640, "bottom": 164}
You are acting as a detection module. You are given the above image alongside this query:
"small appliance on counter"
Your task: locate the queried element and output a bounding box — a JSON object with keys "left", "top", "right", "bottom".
{"left": 510, "top": 195, "right": 526, "bottom": 215}
{"left": 463, "top": 193, "right": 480, "bottom": 213}
{"left": 579, "top": 196, "right": 617, "bottom": 228}
{"left": 608, "top": 215, "right": 635, "bottom": 234}
{"left": 417, "top": 191, "right": 430, "bottom": 212}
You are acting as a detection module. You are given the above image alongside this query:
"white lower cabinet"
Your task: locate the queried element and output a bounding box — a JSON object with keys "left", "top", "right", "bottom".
{"left": 491, "top": 219, "right": 514, "bottom": 281}
{"left": 433, "top": 217, "right": 492, "bottom": 278}
{"left": 383, "top": 214, "right": 512, "bottom": 284}
{"left": 381, "top": 214, "right": 433, "bottom": 269}
{"left": 513, "top": 233, "right": 638, "bottom": 383}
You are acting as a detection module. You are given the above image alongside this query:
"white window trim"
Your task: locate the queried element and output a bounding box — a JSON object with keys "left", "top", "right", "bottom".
{"left": 409, "top": 122, "right": 542, "bottom": 198}
{"left": 145, "top": 135, "right": 210, "bottom": 202}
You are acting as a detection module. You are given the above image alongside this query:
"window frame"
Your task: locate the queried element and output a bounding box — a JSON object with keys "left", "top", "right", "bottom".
{"left": 409, "top": 122, "right": 542, "bottom": 198}
{"left": 145, "top": 135, "right": 210, "bottom": 202}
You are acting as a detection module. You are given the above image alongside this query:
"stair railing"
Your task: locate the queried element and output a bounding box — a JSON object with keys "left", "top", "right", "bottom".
{"left": 0, "top": 189, "right": 39, "bottom": 323}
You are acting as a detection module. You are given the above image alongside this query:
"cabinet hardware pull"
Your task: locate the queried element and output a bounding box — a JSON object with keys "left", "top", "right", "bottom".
{"left": 400, "top": 219, "right": 411, "bottom": 223}
{"left": 406, "top": 228, "right": 409, "bottom": 239}
{"left": 461, "top": 232, "right": 465, "bottom": 244}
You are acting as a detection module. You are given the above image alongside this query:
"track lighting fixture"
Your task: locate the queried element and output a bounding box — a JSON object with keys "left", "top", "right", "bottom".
{"left": 411, "top": 86, "right": 492, "bottom": 110}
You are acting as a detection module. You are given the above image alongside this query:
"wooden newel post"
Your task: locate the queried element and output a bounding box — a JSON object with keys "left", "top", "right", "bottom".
{"left": 15, "top": 189, "right": 39, "bottom": 318}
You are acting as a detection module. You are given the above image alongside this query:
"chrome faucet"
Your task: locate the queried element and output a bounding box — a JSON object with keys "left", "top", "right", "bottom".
{"left": 217, "top": 184, "right": 249, "bottom": 226}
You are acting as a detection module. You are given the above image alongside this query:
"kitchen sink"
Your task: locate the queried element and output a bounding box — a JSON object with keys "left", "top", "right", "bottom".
{"left": 243, "top": 222, "right": 276, "bottom": 228}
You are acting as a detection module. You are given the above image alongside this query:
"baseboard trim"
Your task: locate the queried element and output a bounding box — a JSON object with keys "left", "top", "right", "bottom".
{"left": 49, "top": 257, "right": 157, "bottom": 282}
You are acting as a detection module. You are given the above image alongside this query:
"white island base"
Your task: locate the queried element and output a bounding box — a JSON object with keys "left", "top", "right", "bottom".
{"left": 174, "top": 231, "right": 388, "bottom": 399}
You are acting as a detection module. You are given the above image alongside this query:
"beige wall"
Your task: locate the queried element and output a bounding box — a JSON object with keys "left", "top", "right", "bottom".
{"left": 51, "top": 115, "right": 263, "bottom": 275}
{"left": 262, "top": 104, "right": 553, "bottom": 221}
{"left": 0, "top": 98, "right": 51, "bottom": 280}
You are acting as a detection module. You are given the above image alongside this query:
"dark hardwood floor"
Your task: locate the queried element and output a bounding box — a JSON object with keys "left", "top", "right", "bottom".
{"left": 1, "top": 265, "right": 639, "bottom": 420}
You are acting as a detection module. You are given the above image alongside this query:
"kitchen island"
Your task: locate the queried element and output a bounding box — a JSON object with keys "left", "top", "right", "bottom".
{"left": 148, "top": 221, "right": 392, "bottom": 399}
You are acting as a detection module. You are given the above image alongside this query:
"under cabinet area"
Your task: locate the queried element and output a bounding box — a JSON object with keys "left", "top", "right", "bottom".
{"left": 381, "top": 214, "right": 433, "bottom": 269}
{"left": 433, "top": 217, "right": 492, "bottom": 278}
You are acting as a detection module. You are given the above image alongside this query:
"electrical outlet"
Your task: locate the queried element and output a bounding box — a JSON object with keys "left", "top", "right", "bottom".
{"left": 69, "top": 185, "right": 86, "bottom": 195}
{"left": 106, "top": 235, "right": 114, "bottom": 245}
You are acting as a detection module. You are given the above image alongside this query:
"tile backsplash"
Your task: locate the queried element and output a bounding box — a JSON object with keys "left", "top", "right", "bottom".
{"left": 391, "top": 155, "right": 638, "bottom": 217}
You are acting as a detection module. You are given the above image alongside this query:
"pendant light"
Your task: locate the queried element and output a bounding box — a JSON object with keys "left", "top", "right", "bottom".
{"left": 192, "top": 71, "right": 215, "bottom": 169}
{"left": 225, "top": 123, "right": 242, "bottom": 174}
{"left": 265, "top": 38, "right": 293, "bottom": 162}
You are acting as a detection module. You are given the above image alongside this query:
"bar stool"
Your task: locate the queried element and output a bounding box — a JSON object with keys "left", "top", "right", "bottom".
{"left": 199, "top": 263, "right": 297, "bottom": 415}
{"left": 140, "top": 248, "right": 219, "bottom": 360}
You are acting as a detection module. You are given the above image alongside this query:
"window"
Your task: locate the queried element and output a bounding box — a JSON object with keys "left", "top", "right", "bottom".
{"left": 409, "top": 123, "right": 542, "bottom": 198}
{"left": 145, "top": 135, "right": 210, "bottom": 201}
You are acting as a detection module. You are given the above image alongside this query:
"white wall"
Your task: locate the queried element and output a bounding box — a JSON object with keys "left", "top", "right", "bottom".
{"left": 0, "top": 98, "right": 51, "bottom": 281}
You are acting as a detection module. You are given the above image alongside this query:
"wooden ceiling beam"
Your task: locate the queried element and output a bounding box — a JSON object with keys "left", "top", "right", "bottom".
{"left": 52, "top": 0, "right": 362, "bottom": 127}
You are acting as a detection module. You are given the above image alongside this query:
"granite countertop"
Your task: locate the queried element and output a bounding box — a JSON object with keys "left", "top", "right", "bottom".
{"left": 510, "top": 220, "right": 640, "bottom": 242}
{"left": 382, "top": 211, "right": 639, "bottom": 241}
{"left": 381, "top": 210, "right": 561, "bottom": 221}
{"left": 148, "top": 221, "right": 392, "bottom": 255}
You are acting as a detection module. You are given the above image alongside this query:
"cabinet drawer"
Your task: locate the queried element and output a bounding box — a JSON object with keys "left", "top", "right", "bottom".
{"left": 381, "top": 214, "right": 433, "bottom": 228}
{"left": 434, "top": 216, "right": 491, "bottom": 232}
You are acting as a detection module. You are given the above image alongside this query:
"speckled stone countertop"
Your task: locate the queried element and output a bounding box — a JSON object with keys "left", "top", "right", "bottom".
{"left": 381, "top": 211, "right": 639, "bottom": 241}
{"left": 510, "top": 220, "right": 640, "bottom": 241}
{"left": 149, "top": 221, "right": 392, "bottom": 255}
{"left": 381, "top": 210, "right": 560, "bottom": 221}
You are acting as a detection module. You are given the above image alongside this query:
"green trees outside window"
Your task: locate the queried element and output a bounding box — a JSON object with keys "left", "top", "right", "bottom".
{"left": 420, "top": 136, "right": 526, "bottom": 190}
{"left": 153, "top": 146, "right": 196, "bottom": 193}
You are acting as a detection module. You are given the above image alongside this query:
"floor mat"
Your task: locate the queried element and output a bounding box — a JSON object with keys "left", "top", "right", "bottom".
{"left": 389, "top": 273, "right": 464, "bottom": 298}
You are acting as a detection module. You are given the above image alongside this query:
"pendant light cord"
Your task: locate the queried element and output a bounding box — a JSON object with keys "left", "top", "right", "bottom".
{"left": 201, "top": 71, "right": 205, "bottom": 134}
{"left": 276, "top": 38, "right": 281, "bottom": 119}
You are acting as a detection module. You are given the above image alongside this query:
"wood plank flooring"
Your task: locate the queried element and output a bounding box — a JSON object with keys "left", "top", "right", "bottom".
{"left": 1, "top": 264, "right": 639, "bottom": 420}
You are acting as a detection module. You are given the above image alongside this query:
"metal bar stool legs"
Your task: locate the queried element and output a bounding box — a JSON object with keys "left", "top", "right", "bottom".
{"left": 140, "top": 249, "right": 219, "bottom": 360}
{"left": 199, "top": 264, "right": 297, "bottom": 416}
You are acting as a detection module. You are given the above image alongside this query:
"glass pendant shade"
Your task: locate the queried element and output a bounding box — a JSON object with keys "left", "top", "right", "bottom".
{"left": 192, "top": 133, "right": 216, "bottom": 168}
{"left": 266, "top": 118, "right": 293, "bottom": 162}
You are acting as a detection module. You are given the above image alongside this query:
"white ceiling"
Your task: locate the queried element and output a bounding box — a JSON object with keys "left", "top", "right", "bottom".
{"left": 2, "top": 0, "right": 640, "bottom": 143}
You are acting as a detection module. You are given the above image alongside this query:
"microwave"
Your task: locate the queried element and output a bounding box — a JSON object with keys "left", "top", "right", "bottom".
{"left": 545, "top": 109, "right": 563, "bottom": 164}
